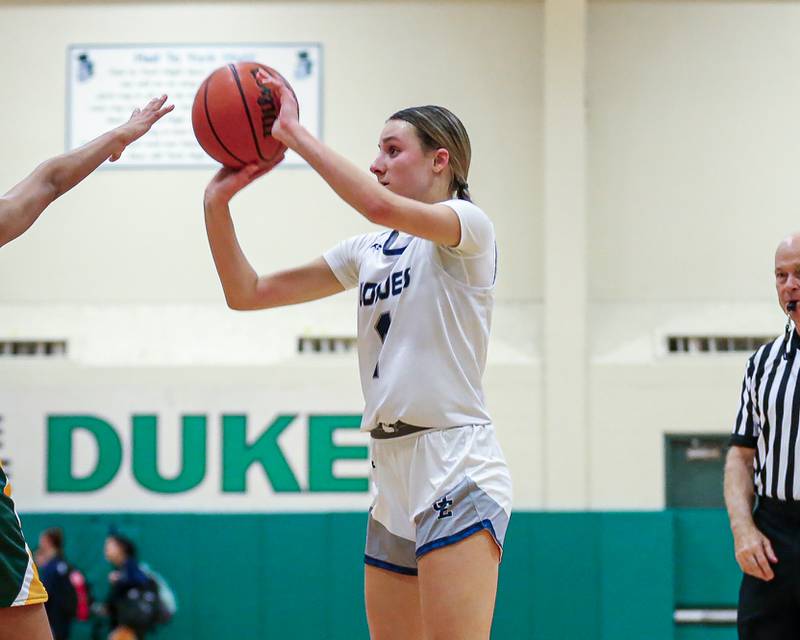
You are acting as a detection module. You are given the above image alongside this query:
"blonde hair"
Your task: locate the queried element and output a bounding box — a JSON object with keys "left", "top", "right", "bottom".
{"left": 388, "top": 106, "right": 472, "bottom": 201}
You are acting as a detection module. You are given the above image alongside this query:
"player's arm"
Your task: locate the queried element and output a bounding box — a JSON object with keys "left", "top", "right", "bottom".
{"left": 204, "top": 161, "right": 344, "bottom": 310}
{"left": 724, "top": 445, "right": 778, "bottom": 581}
{"left": 258, "top": 69, "right": 461, "bottom": 247}
{"left": 0, "top": 95, "right": 174, "bottom": 248}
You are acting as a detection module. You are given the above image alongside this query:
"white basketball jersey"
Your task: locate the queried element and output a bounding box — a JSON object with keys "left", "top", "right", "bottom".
{"left": 324, "top": 199, "right": 496, "bottom": 431}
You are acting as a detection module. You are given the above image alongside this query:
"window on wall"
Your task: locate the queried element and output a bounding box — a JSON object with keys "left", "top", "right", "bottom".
{"left": 666, "top": 336, "right": 772, "bottom": 354}
{"left": 297, "top": 336, "right": 357, "bottom": 354}
{"left": 665, "top": 434, "right": 728, "bottom": 508}
{"left": 0, "top": 340, "right": 67, "bottom": 358}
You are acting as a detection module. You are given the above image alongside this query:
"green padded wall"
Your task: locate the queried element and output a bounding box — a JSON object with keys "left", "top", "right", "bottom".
{"left": 673, "top": 509, "right": 739, "bottom": 606}
{"left": 18, "top": 509, "right": 741, "bottom": 639}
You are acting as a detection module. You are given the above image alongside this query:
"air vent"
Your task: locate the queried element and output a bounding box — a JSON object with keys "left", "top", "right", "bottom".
{"left": 297, "top": 336, "right": 357, "bottom": 354}
{"left": 666, "top": 336, "right": 771, "bottom": 354}
{"left": 0, "top": 340, "right": 67, "bottom": 358}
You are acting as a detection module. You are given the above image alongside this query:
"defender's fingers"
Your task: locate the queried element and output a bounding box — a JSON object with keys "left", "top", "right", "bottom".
{"left": 152, "top": 104, "right": 175, "bottom": 121}
{"left": 146, "top": 94, "right": 168, "bottom": 110}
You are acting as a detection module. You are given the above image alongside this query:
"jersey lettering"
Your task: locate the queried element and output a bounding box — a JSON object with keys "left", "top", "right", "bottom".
{"left": 359, "top": 268, "right": 411, "bottom": 307}
{"left": 372, "top": 311, "right": 392, "bottom": 378}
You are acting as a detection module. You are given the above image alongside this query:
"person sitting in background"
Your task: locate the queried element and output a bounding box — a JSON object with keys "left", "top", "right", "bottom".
{"left": 36, "top": 529, "right": 75, "bottom": 640}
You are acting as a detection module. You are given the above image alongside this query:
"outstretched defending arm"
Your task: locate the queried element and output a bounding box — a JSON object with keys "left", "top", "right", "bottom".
{"left": 0, "top": 95, "right": 174, "bottom": 248}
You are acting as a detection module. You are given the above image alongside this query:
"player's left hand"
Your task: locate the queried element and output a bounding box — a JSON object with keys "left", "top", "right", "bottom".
{"left": 255, "top": 69, "right": 299, "bottom": 146}
{"left": 204, "top": 152, "right": 286, "bottom": 206}
{"left": 111, "top": 95, "right": 175, "bottom": 161}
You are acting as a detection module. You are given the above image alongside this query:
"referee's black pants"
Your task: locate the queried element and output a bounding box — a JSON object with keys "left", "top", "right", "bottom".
{"left": 738, "top": 497, "right": 800, "bottom": 639}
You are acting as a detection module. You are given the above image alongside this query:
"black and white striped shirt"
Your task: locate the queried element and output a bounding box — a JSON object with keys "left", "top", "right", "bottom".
{"left": 731, "top": 329, "right": 800, "bottom": 501}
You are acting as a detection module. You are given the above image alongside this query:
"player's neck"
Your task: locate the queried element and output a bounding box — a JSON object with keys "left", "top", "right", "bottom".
{"left": 417, "top": 183, "right": 452, "bottom": 204}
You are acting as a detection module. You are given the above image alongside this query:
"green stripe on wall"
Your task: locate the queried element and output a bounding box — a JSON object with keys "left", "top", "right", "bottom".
{"left": 18, "top": 510, "right": 740, "bottom": 640}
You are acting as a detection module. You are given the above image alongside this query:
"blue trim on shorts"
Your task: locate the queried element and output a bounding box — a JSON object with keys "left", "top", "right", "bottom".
{"left": 415, "top": 519, "right": 498, "bottom": 559}
{"left": 364, "top": 554, "right": 418, "bottom": 576}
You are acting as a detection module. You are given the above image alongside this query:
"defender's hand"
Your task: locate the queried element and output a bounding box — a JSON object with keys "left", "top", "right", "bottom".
{"left": 111, "top": 95, "right": 175, "bottom": 161}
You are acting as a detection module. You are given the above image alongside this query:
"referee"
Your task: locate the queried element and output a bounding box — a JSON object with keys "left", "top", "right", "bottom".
{"left": 725, "top": 233, "right": 800, "bottom": 638}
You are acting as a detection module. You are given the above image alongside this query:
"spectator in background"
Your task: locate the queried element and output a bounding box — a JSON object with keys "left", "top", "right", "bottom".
{"left": 103, "top": 534, "right": 157, "bottom": 640}
{"left": 36, "top": 528, "right": 75, "bottom": 640}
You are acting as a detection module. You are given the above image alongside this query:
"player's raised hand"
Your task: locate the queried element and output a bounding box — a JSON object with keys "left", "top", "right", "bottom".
{"left": 204, "top": 153, "right": 286, "bottom": 207}
{"left": 110, "top": 95, "right": 175, "bottom": 161}
{"left": 256, "top": 68, "right": 299, "bottom": 146}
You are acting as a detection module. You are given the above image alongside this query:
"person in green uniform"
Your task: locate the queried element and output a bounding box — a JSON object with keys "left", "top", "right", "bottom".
{"left": 0, "top": 94, "right": 172, "bottom": 640}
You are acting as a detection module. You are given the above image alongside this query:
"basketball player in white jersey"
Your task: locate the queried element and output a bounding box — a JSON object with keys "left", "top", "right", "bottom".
{"left": 0, "top": 95, "right": 172, "bottom": 640}
{"left": 203, "top": 71, "right": 512, "bottom": 640}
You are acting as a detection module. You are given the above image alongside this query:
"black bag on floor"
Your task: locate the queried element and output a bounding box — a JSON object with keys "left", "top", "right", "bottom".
{"left": 114, "top": 579, "right": 161, "bottom": 631}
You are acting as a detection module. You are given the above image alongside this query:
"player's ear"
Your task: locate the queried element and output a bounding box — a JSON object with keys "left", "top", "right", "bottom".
{"left": 432, "top": 148, "right": 450, "bottom": 174}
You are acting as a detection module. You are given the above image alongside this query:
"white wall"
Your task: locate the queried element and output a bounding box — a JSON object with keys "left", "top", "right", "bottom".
{"left": 6, "top": 0, "right": 800, "bottom": 511}
{"left": 0, "top": 0, "right": 545, "bottom": 509}
{"left": 0, "top": 0, "right": 543, "bottom": 304}
{"left": 584, "top": 1, "right": 800, "bottom": 507}
{"left": 588, "top": 0, "right": 800, "bottom": 303}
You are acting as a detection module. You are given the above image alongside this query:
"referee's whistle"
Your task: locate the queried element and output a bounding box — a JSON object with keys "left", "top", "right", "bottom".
{"left": 789, "top": 301, "right": 798, "bottom": 312}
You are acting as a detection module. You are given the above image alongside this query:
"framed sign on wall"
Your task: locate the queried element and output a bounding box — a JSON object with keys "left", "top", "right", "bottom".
{"left": 67, "top": 43, "right": 322, "bottom": 169}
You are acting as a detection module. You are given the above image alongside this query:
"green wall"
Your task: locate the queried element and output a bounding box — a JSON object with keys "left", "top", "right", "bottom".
{"left": 19, "top": 510, "right": 740, "bottom": 640}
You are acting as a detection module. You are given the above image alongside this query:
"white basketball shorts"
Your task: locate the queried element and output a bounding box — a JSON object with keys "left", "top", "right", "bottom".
{"left": 364, "top": 423, "right": 513, "bottom": 576}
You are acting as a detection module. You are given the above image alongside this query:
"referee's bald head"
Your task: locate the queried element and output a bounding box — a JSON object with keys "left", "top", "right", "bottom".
{"left": 776, "top": 234, "right": 800, "bottom": 254}
{"left": 775, "top": 234, "right": 800, "bottom": 315}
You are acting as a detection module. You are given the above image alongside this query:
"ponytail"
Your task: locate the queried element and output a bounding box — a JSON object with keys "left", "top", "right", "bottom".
{"left": 455, "top": 178, "right": 472, "bottom": 202}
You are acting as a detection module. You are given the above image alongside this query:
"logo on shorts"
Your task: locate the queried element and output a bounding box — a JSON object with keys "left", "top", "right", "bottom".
{"left": 433, "top": 495, "right": 453, "bottom": 519}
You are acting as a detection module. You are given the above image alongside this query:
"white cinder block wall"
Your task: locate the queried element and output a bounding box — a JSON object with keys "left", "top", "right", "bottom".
{"left": 1, "top": 0, "right": 797, "bottom": 509}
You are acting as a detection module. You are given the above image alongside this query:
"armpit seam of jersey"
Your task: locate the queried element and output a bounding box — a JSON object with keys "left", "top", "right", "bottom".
{"left": 440, "top": 244, "right": 493, "bottom": 260}
{"left": 430, "top": 248, "right": 495, "bottom": 292}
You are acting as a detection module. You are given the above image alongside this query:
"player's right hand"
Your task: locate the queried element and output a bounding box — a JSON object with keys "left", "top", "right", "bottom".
{"left": 256, "top": 68, "right": 299, "bottom": 146}
{"left": 204, "top": 153, "right": 286, "bottom": 206}
{"left": 734, "top": 525, "right": 778, "bottom": 581}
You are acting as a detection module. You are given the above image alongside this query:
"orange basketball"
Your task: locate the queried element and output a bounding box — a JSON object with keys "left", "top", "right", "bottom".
{"left": 191, "top": 62, "right": 294, "bottom": 168}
